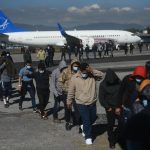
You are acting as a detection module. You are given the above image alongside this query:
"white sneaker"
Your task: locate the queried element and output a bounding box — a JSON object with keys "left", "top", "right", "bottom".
{"left": 85, "top": 138, "right": 92, "bottom": 145}
{"left": 80, "top": 125, "right": 85, "bottom": 137}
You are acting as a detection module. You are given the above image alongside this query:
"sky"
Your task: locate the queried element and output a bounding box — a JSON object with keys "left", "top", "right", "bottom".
{"left": 0, "top": 0, "right": 150, "bottom": 27}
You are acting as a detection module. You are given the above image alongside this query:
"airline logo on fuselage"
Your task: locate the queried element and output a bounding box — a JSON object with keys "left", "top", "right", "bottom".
{"left": 0, "top": 17, "right": 9, "bottom": 30}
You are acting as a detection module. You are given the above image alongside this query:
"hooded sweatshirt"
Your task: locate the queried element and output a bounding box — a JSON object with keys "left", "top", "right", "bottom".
{"left": 67, "top": 69, "right": 103, "bottom": 105}
{"left": 99, "top": 69, "right": 121, "bottom": 110}
{"left": 50, "top": 60, "right": 67, "bottom": 97}
{"left": 58, "top": 59, "right": 80, "bottom": 93}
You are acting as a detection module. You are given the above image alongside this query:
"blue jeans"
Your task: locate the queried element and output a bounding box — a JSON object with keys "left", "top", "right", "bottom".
{"left": 19, "top": 81, "right": 36, "bottom": 109}
{"left": 77, "top": 102, "right": 97, "bottom": 139}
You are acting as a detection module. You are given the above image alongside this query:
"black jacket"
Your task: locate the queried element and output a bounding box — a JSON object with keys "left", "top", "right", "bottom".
{"left": 99, "top": 69, "right": 121, "bottom": 110}
{"left": 27, "top": 70, "right": 51, "bottom": 89}
{"left": 118, "top": 74, "right": 138, "bottom": 109}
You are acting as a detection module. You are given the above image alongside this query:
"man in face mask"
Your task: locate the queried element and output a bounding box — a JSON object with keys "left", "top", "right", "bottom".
{"left": 18, "top": 60, "right": 37, "bottom": 112}
{"left": 67, "top": 62, "right": 103, "bottom": 145}
{"left": 31, "top": 62, "right": 51, "bottom": 119}
{"left": 58, "top": 59, "right": 80, "bottom": 130}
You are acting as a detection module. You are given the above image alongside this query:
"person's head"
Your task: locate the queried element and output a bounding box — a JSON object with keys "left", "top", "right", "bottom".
{"left": 1, "top": 51, "right": 6, "bottom": 57}
{"left": 132, "top": 66, "right": 147, "bottom": 85}
{"left": 6, "top": 51, "right": 10, "bottom": 56}
{"left": 70, "top": 59, "right": 80, "bottom": 73}
{"left": 145, "top": 61, "right": 150, "bottom": 78}
{"left": 25, "top": 60, "right": 32, "bottom": 68}
{"left": 80, "top": 62, "right": 89, "bottom": 79}
{"left": 38, "top": 62, "right": 46, "bottom": 73}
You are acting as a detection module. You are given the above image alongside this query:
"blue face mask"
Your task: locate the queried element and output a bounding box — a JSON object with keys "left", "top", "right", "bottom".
{"left": 143, "top": 100, "right": 148, "bottom": 107}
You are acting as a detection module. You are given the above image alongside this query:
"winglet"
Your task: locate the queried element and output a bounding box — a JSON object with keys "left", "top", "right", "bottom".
{"left": 57, "top": 23, "right": 67, "bottom": 37}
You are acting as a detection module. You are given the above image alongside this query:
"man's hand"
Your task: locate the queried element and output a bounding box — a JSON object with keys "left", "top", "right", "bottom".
{"left": 115, "top": 108, "right": 121, "bottom": 115}
{"left": 86, "top": 66, "right": 93, "bottom": 73}
{"left": 107, "top": 108, "right": 112, "bottom": 112}
{"left": 17, "top": 84, "right": 22, "bottom": 91}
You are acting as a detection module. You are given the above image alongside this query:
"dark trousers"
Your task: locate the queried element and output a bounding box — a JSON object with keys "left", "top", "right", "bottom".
{"left": 1, "top": 81, "right": 11, "bottom": 98}
{"left": 37, "top": 88, "right": 49, "bottom": 116}
{"left": 106, "top": 109, "right": 122, "bottom": 144}
{"left": 19, "top": 81, "right": 36, "bottom": 109}
{"left": 53, "top": 95, "right": 63, "bottom": 119}
{"left": 77, "top": 103, "right": 97, "bottom": 139}
{"left": 62, "top": 93, "right": 72, "bottom": 122}
{"left": 61, "top": 93, "right": 81, "bottom": 125}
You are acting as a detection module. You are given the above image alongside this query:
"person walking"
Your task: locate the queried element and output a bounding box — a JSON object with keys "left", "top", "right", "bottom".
{"left": 129, "top": 43, "right": 134, "bottom": 55}
{"left": 0, "top": 51, "right": 12, "bottom": 108}
{"left": 23, "top": 48, "right": 32, "bottom": 65}
{"left": 85, "top": 44, "right": 90, "bottom": 60}
{"left": 58, "top": 59, "right": 81, "bottom": 130}
{"left": 37, "top": 48, "right": 46, "bottom": 62}
{"left": 118, "top": 66, "right": 147, "bottom": 123}
{"left": 99, "top": 69, "right": 122, "bottom": 149}
{"left": 30, "top": 62, "right": 51, "bottom": 119}
{"left": 67, "top": 63, "right": 103, "bottom": 145}
{"left": 61, "top": 44, "right": 67, "bottom": 61}
{"left": 50, "top": 60, "right": 67, "bottom": 122}
{"left": 18, "top": 60, "right": 37, "bottom": 112}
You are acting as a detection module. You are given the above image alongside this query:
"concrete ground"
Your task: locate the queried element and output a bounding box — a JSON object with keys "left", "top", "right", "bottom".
{"left": 0, "top": 49, "right": 149, "bottom": 150}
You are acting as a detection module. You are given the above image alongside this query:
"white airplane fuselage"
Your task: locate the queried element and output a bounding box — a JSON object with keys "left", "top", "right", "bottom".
{"left": 5, "top": 30, "right": 141, "bottom": 47}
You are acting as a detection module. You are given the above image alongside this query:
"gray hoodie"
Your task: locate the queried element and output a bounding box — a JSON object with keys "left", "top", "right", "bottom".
{"left": 50, "top": 60, "right": 67, "bottom": 97}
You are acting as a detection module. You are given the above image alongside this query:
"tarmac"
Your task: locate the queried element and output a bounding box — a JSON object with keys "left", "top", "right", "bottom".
{"left": 0, "top": 48, "right": 150, "bottom": 150}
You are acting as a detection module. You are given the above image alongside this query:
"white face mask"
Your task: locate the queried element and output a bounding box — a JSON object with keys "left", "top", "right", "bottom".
{"left": 81, "top": 73, "right": 88, "bottom": 78}
{"left": 73, "top": 66, "right": 79, "bottom": 72}
{"left": 39, "top": 70, "right": 44, "bottom": 73}
{"left": 135, "top": 78, "right": 142, "bottom": 83}
{"left": 143, "top": 100, "right": 148, "bottom": 107}
{"left": 26, "top": 65, "right": 31, "bottom": 69}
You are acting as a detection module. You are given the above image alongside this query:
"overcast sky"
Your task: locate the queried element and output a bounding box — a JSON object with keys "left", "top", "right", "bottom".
{"left": 0, "top": 0, "right": 150, "bottom": 27}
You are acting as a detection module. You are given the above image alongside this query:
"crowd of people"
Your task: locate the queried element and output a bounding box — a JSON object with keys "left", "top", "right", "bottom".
{"left": 0, "top": 48, "right": 150, "bottom": 149}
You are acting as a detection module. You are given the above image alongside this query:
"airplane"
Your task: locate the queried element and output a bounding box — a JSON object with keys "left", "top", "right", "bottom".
{"left": 0, "top": 10, "right": 141, "bottom": 49}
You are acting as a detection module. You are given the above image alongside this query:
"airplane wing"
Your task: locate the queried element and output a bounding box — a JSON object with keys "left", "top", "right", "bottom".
{"left": 57, "top": 23, "right": 81, "bottom": 46}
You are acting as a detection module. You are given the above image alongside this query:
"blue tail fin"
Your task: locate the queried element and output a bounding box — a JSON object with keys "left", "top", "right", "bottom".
{"left": 57, "top": 23, "right": 67, "bottom": 37}
{"left": 0, "top": 10, "right": 25, "bottom": 33}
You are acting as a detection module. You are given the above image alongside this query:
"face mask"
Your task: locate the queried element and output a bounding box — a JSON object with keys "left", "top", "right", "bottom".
{"left": 26, "top": 65, "right": 31, "bottom": 69}
{"left": 39, "top": 70, "right": 44, "bottom": 73}
{"left": 135, "top": 78, "right": 142, "bottom": 84}
{"left": 73, "top": 66, "right": 79, "bottom": 72}
{"left": 81, "top": 73, "right": 88, "bottom": 79}
{"left": 143, "top": 100, "right": 148, "bottom": 107}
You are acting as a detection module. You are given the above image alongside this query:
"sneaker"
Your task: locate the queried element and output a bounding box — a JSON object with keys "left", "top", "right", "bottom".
{"left": 19, "top": 106, "right": 23, "bottom": 111}
{"left": 65, "top": 122, "right": 72, "bottom": 131}
{"left": 85, "top": 138, "right": 92, "bottom": 145}
{"left": 80, "top": 125, "right": 85, "bottom": 137}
